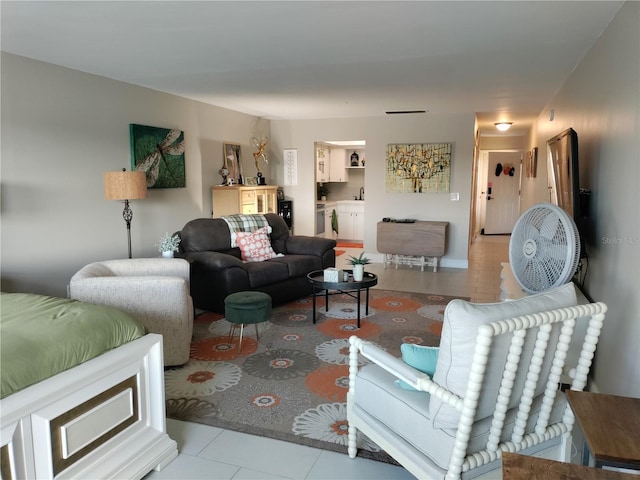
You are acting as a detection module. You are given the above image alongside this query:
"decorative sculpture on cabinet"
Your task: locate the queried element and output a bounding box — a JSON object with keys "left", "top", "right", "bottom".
{"left": 252, "top": 136, "right": 269, "bottom": 184}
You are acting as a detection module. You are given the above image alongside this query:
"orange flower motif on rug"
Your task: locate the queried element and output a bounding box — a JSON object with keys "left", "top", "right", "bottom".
{"left": 190, "top": 336, "right": 258, "bottom": 361}
{"left": 306, "top": 364, "right": 350, "bottom": 402}
{"left": 429, "top": 321, "right": 443, "bottom": 337}
{"left": 330, "top": 419, "right": 349, "bottom": 438}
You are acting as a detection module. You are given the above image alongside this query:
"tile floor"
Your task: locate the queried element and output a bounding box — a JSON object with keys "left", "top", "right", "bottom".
{"left": 145, "top": 235, "right": 510, "bottom": 480}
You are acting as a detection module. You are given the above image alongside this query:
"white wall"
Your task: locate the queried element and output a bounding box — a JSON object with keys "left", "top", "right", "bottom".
{"left": 1, "top": 53, "right": 268, "bottom": 297}
{"left": 270, "top": 115, "right": 475, "bottom": 267}
{"left": 529, "top": 2, "right": 639, "bottom": 396}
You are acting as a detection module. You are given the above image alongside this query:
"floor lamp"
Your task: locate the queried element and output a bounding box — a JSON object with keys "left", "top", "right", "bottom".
{"left": 103, "top": 168, "right": 147, "bottom": 259}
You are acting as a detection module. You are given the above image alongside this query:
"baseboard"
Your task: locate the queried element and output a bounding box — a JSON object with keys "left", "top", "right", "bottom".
{"left": 441, "top": 258, "right": 468, "bottom": 269}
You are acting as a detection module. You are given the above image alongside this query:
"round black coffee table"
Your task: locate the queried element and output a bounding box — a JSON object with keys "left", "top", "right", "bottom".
{"left": 307, "top": 270, "right": 378, "bottom": 328}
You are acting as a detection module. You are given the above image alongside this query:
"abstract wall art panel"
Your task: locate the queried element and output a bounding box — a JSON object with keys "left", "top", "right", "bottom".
{"left": 386, "top": 143, "right": 451, "bottom": 193}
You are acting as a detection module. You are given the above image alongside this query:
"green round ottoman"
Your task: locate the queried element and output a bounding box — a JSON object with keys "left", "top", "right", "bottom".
{"left": 225, "top": 291, "right": 272, "bottom": 352}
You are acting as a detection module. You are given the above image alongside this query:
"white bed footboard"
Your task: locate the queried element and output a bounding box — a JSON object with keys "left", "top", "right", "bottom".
{"left": 1, "top": 334, "right": 178, "bottom": 480}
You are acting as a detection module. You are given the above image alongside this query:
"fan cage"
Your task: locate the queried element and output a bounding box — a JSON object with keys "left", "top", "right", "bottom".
{"left": 509, "top": 203, "right": 581, "bottom": 293}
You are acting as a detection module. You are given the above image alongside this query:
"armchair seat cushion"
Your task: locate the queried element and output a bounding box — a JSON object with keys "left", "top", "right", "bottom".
{"left": 354, "top": 362, "right": 566, "bottom": 471}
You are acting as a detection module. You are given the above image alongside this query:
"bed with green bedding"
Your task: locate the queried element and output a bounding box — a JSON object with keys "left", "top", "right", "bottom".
{"left": 0, "top": 293, "right": 145, "bottom": 398}
{"left": 1, "top": 292, "right": 145, "bottom": 398}
{"left": 0, "top": 292, "right": 177, "bottom": 479}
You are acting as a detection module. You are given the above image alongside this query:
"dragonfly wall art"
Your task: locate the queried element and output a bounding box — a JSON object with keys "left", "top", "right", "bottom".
{"left": 130, "top": 124, "right": 185, "bottom": 188}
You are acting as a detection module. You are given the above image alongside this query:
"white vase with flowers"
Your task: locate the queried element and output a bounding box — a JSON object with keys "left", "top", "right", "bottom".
{"left": 156, "top": 232, "right": 181, "bottom": 258}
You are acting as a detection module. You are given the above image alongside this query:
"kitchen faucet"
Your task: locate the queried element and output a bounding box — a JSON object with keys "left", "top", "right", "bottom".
{"left": 359, "top": 187, "right": 365, "bottom": 200}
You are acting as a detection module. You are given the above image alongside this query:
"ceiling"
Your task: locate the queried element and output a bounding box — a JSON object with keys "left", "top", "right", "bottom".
{"left": 1, "top": 1, "right": 622, "bottom": 136}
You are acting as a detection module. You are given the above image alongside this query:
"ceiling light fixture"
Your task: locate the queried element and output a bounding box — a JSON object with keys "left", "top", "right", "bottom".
{"left": 494, "top": 122, "right": 513, "bottom": 132}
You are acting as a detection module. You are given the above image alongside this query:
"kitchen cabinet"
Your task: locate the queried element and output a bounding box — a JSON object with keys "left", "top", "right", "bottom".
{"left": 316, "top": 145, "right": 329, "bottom": 183}
{"left": 337, "top": 201, "right": 364, "bottom": 241}
{"left": 315, "top": 145, "right": 355, "bottom": 183}
{"left": 329, "top": 148, "right": 349, "bottom": 182}
{"left": 324, "top": 202, "right": 337, "bottom": 239}
{"left": 211, "top": 185, "right": 278, "bottom": 217}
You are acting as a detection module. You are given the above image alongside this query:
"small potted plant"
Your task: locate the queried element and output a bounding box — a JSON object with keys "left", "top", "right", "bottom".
{"left": 317, "top": 183, "right": 330, "bottom": 201}
{"left": 347, "top": 252, "right": 371, "bottom": 281}
{"left": 156, "top": 232, "right": 181, "bottom": 258}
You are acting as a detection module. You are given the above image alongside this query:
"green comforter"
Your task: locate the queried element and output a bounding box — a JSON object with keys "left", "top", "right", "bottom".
{"left": 1, "top": 292, "right": 145, "bottom": 399}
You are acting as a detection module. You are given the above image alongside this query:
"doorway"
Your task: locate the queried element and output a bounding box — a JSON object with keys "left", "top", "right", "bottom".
{"left": 314, "top": 140, "right": 366, "bottom": 239}
{"left": 474, "top": 150, "right": 523, "bottom": 235}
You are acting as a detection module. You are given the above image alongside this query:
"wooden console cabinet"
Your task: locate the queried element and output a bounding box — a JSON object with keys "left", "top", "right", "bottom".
{"left": 376, "top": 221, "right": 448, "bottom": 272}
{"left": 211, "top": 185, "right": 278, "bottom": 217}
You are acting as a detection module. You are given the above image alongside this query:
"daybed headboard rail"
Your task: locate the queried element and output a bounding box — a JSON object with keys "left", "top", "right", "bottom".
{"left": 450, "top": 302, "right": 607, "bottom": 478}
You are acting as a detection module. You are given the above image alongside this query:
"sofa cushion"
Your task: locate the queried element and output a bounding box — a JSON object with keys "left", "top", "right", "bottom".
{"left": 236, "top": 227, "right": 278, "bottom": 262}
{"left": 269, "top": 254, "right": 323, "bottom": 278}
{"left": 180, "top": 218, "right": 233, "bottom": 252}
{"left": 430, "top": 283, "right": 578, "bottom": 429}
{"left": 244, "top": 260, "right": 290, "bottom": 288}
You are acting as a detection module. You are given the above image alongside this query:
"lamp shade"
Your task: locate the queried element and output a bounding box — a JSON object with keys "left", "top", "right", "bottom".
{"left": 103, "top": 170, "right": 147, "bottom": 200}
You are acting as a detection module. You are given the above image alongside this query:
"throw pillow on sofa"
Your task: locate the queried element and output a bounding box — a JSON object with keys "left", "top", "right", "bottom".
{"left": 236, "top": 227, "right": 278, "bottom": 262}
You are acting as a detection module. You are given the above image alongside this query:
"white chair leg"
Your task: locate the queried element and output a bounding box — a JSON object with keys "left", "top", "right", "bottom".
{"left": 348, "top": 423, "right": 358, "bottom": 459}
{"left": 559, "top": 432, "right": 572, "bottom": 462}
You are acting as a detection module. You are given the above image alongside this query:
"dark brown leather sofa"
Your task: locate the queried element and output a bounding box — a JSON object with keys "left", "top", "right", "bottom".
{"left": 177, "top": 213, "right": 336, "bottom": 313}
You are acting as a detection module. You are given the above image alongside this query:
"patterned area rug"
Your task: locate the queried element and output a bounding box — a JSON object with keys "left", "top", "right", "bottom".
{"left": 164, "top": 289, "right": 466, "bottom": 464}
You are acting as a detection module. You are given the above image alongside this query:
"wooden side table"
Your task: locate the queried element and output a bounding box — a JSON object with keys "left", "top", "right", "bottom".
{"left": 502, "top": 452, "right": 640, "bottom": 480}
{"left": 567, "top": 390, "right": 640, "bottom": 470}
{"left": 376, "top": 220, "right": 448, "bottom": 272}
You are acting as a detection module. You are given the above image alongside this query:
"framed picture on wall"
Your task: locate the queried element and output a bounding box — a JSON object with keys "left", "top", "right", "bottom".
{"left": 527, "top": 147, "right": 538, "bottom": 178}
{"left": 130, "top": 124, "right": 185, "bottom": 188}
{"left": 223, "top": 142, "right": 243, "bottom": 185}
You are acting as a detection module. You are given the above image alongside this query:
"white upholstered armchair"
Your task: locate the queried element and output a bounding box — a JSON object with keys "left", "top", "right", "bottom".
{"left": 347, "top": 284, "right": 607, "bottom": 479}
{"left": 69, "top": 258, "right": 194, "bottom": 366}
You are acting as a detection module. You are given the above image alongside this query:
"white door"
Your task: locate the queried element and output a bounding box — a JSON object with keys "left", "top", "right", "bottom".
{"left": 484, "top": 151, "right": 521, "bottom": 234}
